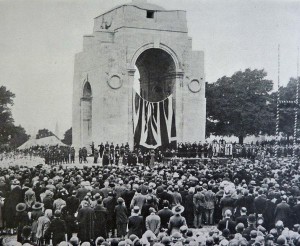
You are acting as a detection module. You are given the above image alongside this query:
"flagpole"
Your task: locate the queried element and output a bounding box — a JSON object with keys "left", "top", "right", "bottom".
{"left": 293, "top": 47, "right": 300, "bottom": 162}
{"left": 275, "top": 45, "right": 281, "bottom": 158}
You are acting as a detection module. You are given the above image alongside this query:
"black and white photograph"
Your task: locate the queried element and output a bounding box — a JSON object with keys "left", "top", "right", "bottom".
{"left": 1, "top": 0, "right": 300, "bottom": 245}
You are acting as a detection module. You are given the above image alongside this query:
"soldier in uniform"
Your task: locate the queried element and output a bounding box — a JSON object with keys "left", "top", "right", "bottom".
{"left": 125, "top": 142, "right": 130, "bottom": 152}
{"left": 102, "top": 151, "right": 109, "bottom": 166}
{"left": 115, "top": 144, "right": 120, "bottom": 155}
{"left": 178, "top": 142, "right": 183, "bottom": 158}
{"left": 94, "top": 149, "right": 99, "bottom": 164}
{"left": 98, "top": 143, "right": 104, "bottom": 158}
{"left": 64, "top": 147, "right": 70, "bottom": 164}
{"left": 110, "top": 142, "right": 115, "bottom": 157}
{"left": 115, "top": 149, "right": 120, "bottom": 165}
{"left": 105, "top": 141, "right": 110, "bottom": 153}
{"left": 120, "top": 143, "right": 125, "bottom": 157}
{"left": 82, "top": 148, "right": 88, "bottom": 163}
{"left": 70, "top": 147, "right": 75, "bottom": 163}
{"left": 78, "top": 148, "right": 83, "bottom": 163}
{"left": 203, "top": 141, "right": 208, "bottom": 158}
{"left": 198, "top": 141, "right": 203, "bottom": 158}
{"left": 192, "top": 142, "right": 198, "bottom": 158}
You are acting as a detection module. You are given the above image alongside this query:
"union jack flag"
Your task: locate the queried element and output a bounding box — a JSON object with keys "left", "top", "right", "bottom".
{"left": 133, "top": 92, "right": 176, "bottom": 149}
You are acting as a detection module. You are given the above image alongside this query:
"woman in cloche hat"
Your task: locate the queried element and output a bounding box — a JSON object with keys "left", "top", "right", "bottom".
{"left": 15, "top": 203, "right": 30, "bottom": 243}
{"left": 168, "top": 205, "right": 186, "bottom": 235}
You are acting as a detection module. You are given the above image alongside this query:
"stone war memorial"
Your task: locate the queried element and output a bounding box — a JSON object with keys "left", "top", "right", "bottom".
{"left": 72, "top": 0, "right": 206, "bottom": 150}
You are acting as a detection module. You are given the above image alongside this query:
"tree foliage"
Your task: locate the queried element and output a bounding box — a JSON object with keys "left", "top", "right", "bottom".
{"left": 9, "top": 125, "right": 30, "bottom": 148}
{"left": 62, "top": 127, "right": 72, "bottom": 146}
{"left": 206, "top": 68, "right": 275, "bottom": 144}
{"left": 0, "top": 86, "right": 30, "bottom": 148}
{"left": 0, "top": 86, "right": 16, "bottom": 145}
{"left": 36, "top": 128, "right": 54, "bottom": 139}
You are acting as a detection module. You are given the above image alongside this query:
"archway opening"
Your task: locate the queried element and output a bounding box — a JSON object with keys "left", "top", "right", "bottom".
{"left": 133, "top": 48, "right": 177, "bottom": 150}
{"left": 134, "top": 48, "right": 176, "bottom": 102}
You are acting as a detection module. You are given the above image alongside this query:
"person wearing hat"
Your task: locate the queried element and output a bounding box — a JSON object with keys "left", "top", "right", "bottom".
{"left": 233, "top": 189, "right": 255, "bottom": 216}
{"left": 31, "top": 202, "right": 44, "bottom": 242}
{"left": 94, "top": 198, "right": 108, "bottom": 240}
{"left": 234, "top": 223, "right": 245, "bottom": 240}
{"left": 22, "top": 225, "right": 34, "bottom": 245}
{"left": 161, "top": 236, "right": 172, "bottom": 246}
{"left": 128, "top": 206, "right": 144, "bottom": 238}
{"left": 53, "top": 192, "right": 67, "bottom": 211}
{"left": 76, "top": 182, "right": 89, "bottom": 202}
{"left": 4, "top": 178, "right": 23, "bottom": 234}
{"left": 77, "top": 200, "right": 95, "bottom": 242}
{"left": 115, "top": 197, "right": 128, "bottom": 239}
{"left": 103, "top": 190, "right": 117, "bottom": 237}
{"left": 254, "top": 189, "right": 268, "bottom": 215}
{"left": 45, "top": 210, "right": 67, "bottom": 246}
{"left": 292, "top": 196, "right": 300, "bottom": 225}
{"left": 168, "top": 205, "right": 186, "bottom": 235}
{"left": 183, "top": 189, "right": 195, "bottom": 228}
{"left": 241, "top": 214, "right": 256, "bottom": 241}
{"left": 43, "top": 189, "right": 54, "bottom": 210}
{"left": 66, "top": 190, "right": 80, "bottom": 216}
{"left": 156, "top": 186, "right": 173, "bottom": 210}
{"left": 146, "top": 207, "right": 161, "bottom": 236}
{"left": 15, "top": 203, "right": 30, "bottom": 242}
{"left": 274, "top": 195, "right": 292, "bottom": 228}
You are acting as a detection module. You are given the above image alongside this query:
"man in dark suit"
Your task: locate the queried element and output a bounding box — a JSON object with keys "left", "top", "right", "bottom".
{"left": 128, "top": 206, "right": 144, "bottom": 238}
{"left": 292, "top": 196, "right": 300, "bottom": 224}
{"left": 235, "top": 207, "right": 248, "bottom": 228}
{"left": 234, "top": 189, "right": 255, "bottom": 215}
{"left": 66, "top": 190, "right": 80, "bottom": 216}
{"left": 242, "top": 214, "right": 256, "bottom": 241}
{"left": 94, "top": 198, "right": 108, "bottom": 239}
{"left": 156, "top": 186, "right": 173, "bottom": 210}
{"left": 275, "top": 195, "right": 292, "bottom": 227}
{"left": 77, "top": 201, "right": 95, "bottom": 242}
{"left": 218, "top": 209, "right": 236, "bottom": 234}
{"left": 45, "top": 210, "right": 67, "bottom": 246}
{"left": 157, "top": 200, "right": 174, "bottom": 229}
{"left": 98, "top": 143, "right": 104, "bottom": 158}
{"left": 254, "top": 189, "right": 268, "bottom": 214}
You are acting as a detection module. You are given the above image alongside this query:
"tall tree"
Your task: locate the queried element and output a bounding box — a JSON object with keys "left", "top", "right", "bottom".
{"left": 206, "top": 68, "right": 275, "bottom": 144}
{"left": 0, "top": 86, "right": 16, "bottom": 145}
{"left": 62, "top": 127, "right": 72, "bottom": 145}
{"left": 9, "top": 125, "right": 30, "bottom": 148}
{"left": 36, "top": 128, "right": 54, "bottom": 139}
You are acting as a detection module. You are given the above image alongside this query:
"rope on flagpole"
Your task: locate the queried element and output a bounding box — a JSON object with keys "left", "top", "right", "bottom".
{"left": 275, "top": 45, "right": 281, "bottom": 159}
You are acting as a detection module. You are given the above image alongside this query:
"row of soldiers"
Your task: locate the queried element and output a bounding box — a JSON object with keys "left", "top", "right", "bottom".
{"left": 43, "top": 146, "right": 75, "bottom": 165}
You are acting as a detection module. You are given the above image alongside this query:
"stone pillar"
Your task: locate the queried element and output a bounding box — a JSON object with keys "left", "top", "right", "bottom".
{"left": 175, "top": 70, "right": 184, "bottom": 143}
{"left": 127, "top": 68, "right": 136, "bottom": 149}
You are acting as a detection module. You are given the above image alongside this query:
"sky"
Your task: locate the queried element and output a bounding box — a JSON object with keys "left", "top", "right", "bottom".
{"left": 0, "top": 0, "right": 300, "bottom": 138}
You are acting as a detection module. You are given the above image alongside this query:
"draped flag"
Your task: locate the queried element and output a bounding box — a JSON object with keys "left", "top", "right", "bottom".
{"left": 133, "top": 92, "right": 176, "bottom": 149}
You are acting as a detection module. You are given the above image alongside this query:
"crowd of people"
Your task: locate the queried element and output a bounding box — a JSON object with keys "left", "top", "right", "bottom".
{"left": 0, "top": 148, "right": 300, "bottom": 245}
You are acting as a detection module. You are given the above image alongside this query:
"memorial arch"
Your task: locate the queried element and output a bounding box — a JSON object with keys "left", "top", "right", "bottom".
{"left": 72, "top": 0, "right": 206, "bottom": 150}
